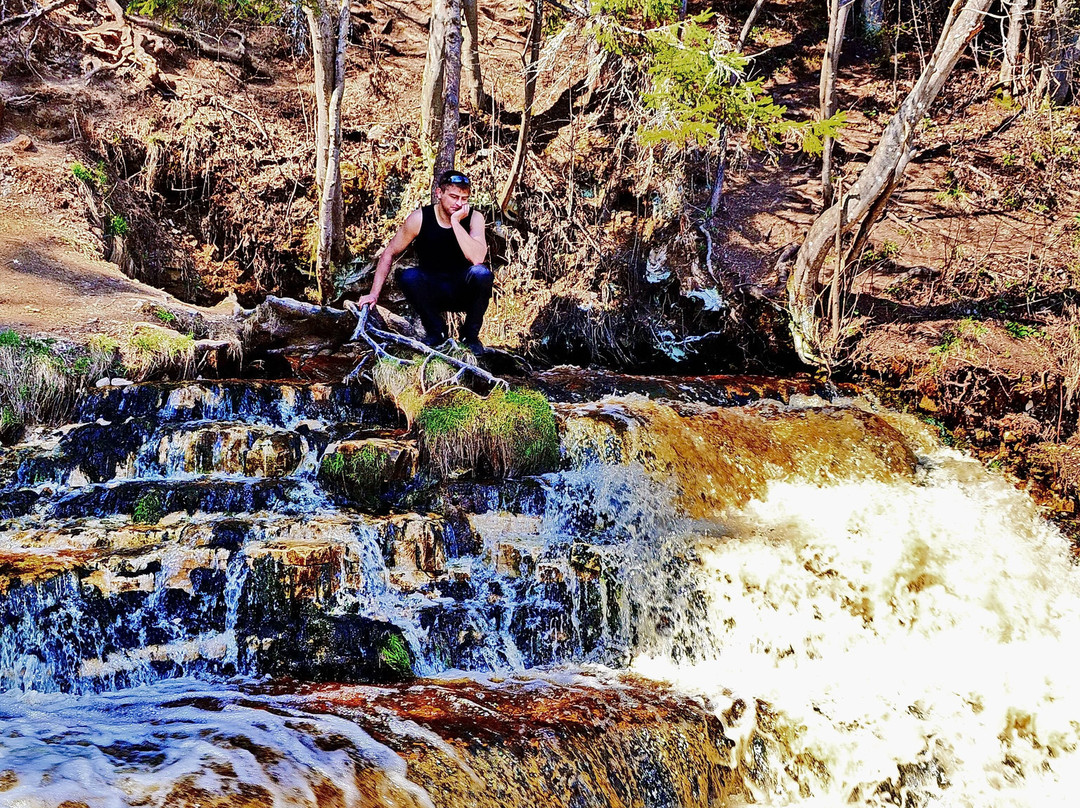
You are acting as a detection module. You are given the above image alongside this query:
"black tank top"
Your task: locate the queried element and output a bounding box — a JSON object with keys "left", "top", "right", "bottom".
{"left": 413, "top": 205, "right": 472, "bottom": 274}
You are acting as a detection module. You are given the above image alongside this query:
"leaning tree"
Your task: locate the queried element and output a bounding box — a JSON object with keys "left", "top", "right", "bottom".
{"left": 786, "top": 0, "right": 995, "bottom": 365}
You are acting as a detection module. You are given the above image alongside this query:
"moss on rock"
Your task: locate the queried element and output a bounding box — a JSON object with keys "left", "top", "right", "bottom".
{"left": 416, "top": 388, "right": 559, "bottom": 478}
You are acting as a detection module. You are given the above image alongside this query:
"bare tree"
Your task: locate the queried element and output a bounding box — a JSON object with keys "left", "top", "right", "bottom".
{"left": 498, "top": 0, "right": 543, "bottom": 213}
{"left": 304, "top": 0, "right": 351, "bottom": 304}
{"left": 462, "top": 0, "right": 489, "bottom": 111}
{"left": 820, "top": 0, "right": 854, "bottom": 209}
{"left": 1036, "top": 0, "right": 1079, "bottom": 103}
{"left": 421, "top": 0, "right": 451, "bottom": 148}
{"left": 432, "top": 0, "right": 464, "bottom": 195}
{"left": 1000, "top": 0, "right": 1031, "bottom": 92}
{"left": 787, "top": 0, "right": 994, "bottom": 364}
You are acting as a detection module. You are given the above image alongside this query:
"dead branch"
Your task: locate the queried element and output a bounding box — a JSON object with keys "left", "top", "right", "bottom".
{"left": 345, "top": 301, "right": 509, "bottom": 389}
{"left": 125, "top": 14, "right": 270, "bottom": 75}
{"left": 0, "top": 0, "right": 75, "bottom": 28}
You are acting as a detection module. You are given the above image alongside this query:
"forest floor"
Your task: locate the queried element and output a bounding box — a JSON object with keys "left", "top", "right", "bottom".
{"left": 2, "top": 0, "right": 1080, "bottom": 528}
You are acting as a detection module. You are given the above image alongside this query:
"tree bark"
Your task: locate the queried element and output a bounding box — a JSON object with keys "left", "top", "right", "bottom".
{"left": 421, "top": 0, "right": 450, "bottom": 148}
{"left": 431, "top": 0, "right": 463, "bottom": 200}
{"left": 461, "top": 0, "right": 488, "bottom": 112}
{"left": 1000, "top": 0, "right": 1031, "bottom": 91}
{"left": 737, "top": 0, "right": 769, "bottom": 51}
{"left": 787, "top": 0, "right": 993, "bottom": 364}
{"left": 498, "top": 0, "right": 543, "bottom": 213}
{"left": 304, "top": 0, "right": 350, "bottom": 304}
{"left": 820, "top": 0, "right": 853, "bottom": 210}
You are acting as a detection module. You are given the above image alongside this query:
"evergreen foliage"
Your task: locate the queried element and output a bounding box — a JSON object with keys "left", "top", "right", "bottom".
{"left": 588, "top": 7, "right": 846, "bottom": 158}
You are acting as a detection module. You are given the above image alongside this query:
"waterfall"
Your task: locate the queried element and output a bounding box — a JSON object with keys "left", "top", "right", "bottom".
{"left": 2, "top": 379, "right": 1078, "bottom": 806}
{"left": 624, "top": 429, "right": 1080, "bottom": 806}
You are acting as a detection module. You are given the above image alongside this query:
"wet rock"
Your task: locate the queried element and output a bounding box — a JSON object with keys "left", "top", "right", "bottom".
{"left": 0, "top": 488, "right": 40, "bottom": 519}
{"left": 260, "top": 614, "right": 414, "bottom": 683}
{"left": 385, "top": 513, "right": 448, "bottom": 588}
{"left": 534, "top": 367, "right": 857, "bottom": 406}
{"left": 151, "top": 423, "right": 308, "bottom": 478}
{"left": 77, "top": 381, "right": 401, "bottom": 429}
{"left": 319, "top": 437, "right": 420, "bottom": 512}
{"left": 291, "top": 674, "right": 744, "bottom": 808}
{"left": 558, "top": 397, "right": 919, "bottom": 518}
{"left": 47, "top": 478, "right": 311, "bottom": 521}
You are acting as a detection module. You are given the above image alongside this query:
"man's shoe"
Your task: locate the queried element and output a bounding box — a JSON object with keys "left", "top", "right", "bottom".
{"left": 464, "top": 338, "right": 486, "bottom": 356}
{"left": 421, "top": 334, "right": 447, "bottom": 349}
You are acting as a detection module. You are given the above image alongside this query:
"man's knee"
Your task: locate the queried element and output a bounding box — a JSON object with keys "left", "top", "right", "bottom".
{"left": 397, "top": 266, "right": 424, "bottom": 297}
{"left": 466, "top": 264, "right": 494, "bottom": 291}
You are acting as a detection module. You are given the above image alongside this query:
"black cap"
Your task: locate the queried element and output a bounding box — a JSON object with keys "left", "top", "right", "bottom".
{"left": 438, "top": 170, "right": 471, "bottom": 188}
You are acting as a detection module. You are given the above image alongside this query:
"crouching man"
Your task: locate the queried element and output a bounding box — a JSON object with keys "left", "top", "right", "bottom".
{"left": 357, "top": 170, "right": 493, "bottom": 355}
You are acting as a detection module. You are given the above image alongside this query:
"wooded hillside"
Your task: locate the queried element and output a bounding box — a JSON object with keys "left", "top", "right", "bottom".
{"left": 3, "top": 0, "right": 1080, "bottom": 527}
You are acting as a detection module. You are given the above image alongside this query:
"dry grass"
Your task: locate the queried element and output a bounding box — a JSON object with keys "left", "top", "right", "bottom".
{"left": 116, "top": 324, "right": 197, "bottom": 381}
{"left": 0, "top": 330, "right": 114, "bottom": 441}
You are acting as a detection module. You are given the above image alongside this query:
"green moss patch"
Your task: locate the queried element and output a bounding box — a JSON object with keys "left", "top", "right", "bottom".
{"left": 319, "top": 438, "right": 420, "bottom": 510}
{"left": 416, "top": 388, "right": 559, "bottom": 478}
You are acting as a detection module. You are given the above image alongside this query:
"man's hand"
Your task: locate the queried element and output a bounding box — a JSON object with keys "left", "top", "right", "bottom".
{"left": 356, "top": 293, "right": 378, "bottom": 309}
{"left": 450, "top": 204, "right": 471, "bottom": 225}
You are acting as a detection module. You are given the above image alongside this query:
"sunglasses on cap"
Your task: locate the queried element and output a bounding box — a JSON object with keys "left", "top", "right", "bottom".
{"left": 440, "top": 172, "right": 471, "bottom": 186}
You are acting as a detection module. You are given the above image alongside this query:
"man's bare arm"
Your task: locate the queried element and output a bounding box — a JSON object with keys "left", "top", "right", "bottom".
{"left": 357, "top": 209, "right": 423, "bottom": 308}
{"left": 450, "top": 206, "right": 488, "bottom": 265}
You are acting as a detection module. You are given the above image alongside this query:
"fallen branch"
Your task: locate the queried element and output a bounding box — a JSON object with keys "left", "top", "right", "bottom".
{"left": 344, "top": 301, "right": 508, "bottom": 389}
{"left": 125, "top": 14, "right": 270, "bottom": 75}
{"left": 0, "top": 0, "right": 74, "bottom": 28}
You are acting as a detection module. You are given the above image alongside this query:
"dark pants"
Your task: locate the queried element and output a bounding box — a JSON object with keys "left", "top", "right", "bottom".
{"left": 397, "top": 264, "right": 494, "bottom": 344}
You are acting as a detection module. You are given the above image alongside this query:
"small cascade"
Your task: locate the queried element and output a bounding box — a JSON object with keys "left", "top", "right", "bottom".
{"left": 2, "top": 373, "right": 1079, "bottom": 805}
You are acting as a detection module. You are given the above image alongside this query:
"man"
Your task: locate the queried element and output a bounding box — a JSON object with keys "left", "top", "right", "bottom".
{"left": 358, "top": 169, "right": 493, "bottom": 355}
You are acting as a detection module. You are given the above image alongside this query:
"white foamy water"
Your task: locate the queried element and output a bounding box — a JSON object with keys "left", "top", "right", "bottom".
{"left": 632, "top": 445, "right": 1080, "bottom": 807}
{"left": 0, "top": 679, "right": 434, "bottom": 808}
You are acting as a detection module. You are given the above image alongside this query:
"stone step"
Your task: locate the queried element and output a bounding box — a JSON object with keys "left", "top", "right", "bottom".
{"left": 44, "top": 478, "right": 318, "bottom": 521}
{"left": 3, "top": 420, "right": 411, "bottom": 492}
{"left": 0, "top": 507, "right": 638, "bottom": 690}
{"left": 77, "top": 380, "right": 403, "bottom": 429}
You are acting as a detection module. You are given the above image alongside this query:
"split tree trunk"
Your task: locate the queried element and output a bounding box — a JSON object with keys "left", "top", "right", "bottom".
{"left": 305, "top": 0, "right": 351, "bottom": 305}
{"left": 498, "top": 0, "right": 543, "bottom": 213}
{"left": 787, "top": 0, "right": 994, "bottom": 364}
{"left": 1000, "top": 0, "right": 1031, "bottom": 91}
{"left": 461, "top": 0, "right": 488, "bottom": 112}
{"left": 820, "top": 0, "right": 853, "bottom": 210}
{"left": 432, "top": 0, "right": 464, "bottom": 197}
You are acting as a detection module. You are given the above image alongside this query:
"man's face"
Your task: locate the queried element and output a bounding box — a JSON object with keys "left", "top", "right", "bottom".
{"left": 437, "top": 184, "right": 471, "bottom": 215}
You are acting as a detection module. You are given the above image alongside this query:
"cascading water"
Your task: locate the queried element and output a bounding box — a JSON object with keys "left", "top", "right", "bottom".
{"left": 1, "top": 376, "right": 1077, "bottom": 806}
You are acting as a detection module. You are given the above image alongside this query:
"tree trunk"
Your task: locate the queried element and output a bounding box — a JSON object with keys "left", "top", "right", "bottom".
{"left": 1037, "top": 0, "right": 1078, "bottom": 103}
{"left": 787, "top": 0, "right": 993, "bottom": 365}
{"left": 1000, "top": 0, "right": 1031, "bottom": 91}
{"left": 498, "top": 0, "right": 543, "bottom": 213}
{"left": 432, "top": 0, "right": 463, "bottom": 200}
{"left": 421, "top": 0, "right": 451, "bottom": 149}
{"left": 461, "top": 0, "right": 488, "bottom": 112}
{"left": 820, "top": 0, "right": 853, "bottom": 210}
{"left": 862, "top": 0, "right": 886, "bottom": 37}
{"left": 304, "top": 0, "right": 350, "bottom": 304}
{"left": 709, "top": 125, "right": 729, "bottom": 214}
{"left": 738, "top": 0, "right": 769, "bottom": 51}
